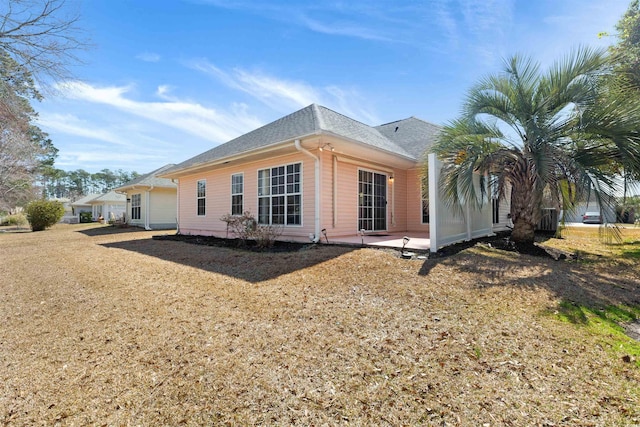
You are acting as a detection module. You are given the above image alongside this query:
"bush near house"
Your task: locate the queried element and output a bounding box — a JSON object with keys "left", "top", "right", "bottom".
{"left": 220, "top": 211, "right": 283, "bottom": 248}
{"left": 25, "top": 200, "right": 65, "bottom": 231}
{"left": 79, "top": 212, "right": 93, "bottom": 223}
{"left": 1, "top": 213, "right": 28, "bottom": 227}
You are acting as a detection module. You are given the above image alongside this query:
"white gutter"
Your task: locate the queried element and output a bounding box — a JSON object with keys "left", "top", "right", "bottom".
{"left": 144, "top": 185, "right": 154, "bottom": 230}
{"left": 333, "top": 154, "right": 338, "bottom": 227}
{"left": 172, "top": 179, "right": 180, "bottom": 233}
{"left": 294, "top": 139, "right": 320, "bottom": 243}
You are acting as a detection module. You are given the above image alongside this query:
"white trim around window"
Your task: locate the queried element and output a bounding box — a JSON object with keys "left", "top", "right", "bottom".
{"left": 197, "top": 179, "right": 206, "bottom": 216}
{"left": 231, "top": 173, "right": 244, "bottom": 215}
{"left": 131, "top": 193, "right": 141, "bottom": 220}
{"left": 257, "top": 162, "right": 303, "bottom": 226}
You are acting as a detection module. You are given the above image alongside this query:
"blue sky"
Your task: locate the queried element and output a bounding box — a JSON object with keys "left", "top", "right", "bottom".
{"left": 36, "top": 0, "right": 631, "bottom": 174}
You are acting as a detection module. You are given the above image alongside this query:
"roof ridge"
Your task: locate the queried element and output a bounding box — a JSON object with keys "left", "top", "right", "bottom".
{"left": 376, "top": 116, "right": 441, "bottom": 129}
{"left": 376, "top": 117, "right": 411, "bottom": 127}
{"left": 311, "top": 103, "right": 325, "bottom": 131}
{"left": 144, "top": 163, "right": 176, "bottom": 176}
{"left": 315, "top": 104, "right": 374, "bottom": 128}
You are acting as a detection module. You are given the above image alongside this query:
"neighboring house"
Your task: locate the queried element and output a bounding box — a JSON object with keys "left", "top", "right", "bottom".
{"left": 49, "top": 197, "right": 74, "bottom": 223}
{"left": 71, "top": 194, "right": 101, "bottom": 222}
{"left": 161, "top": 104, "right": 441, "bottom": 243}
{"left": 87, "top": 190, "right": 126, "bottom": 222}
{"left": 115, "top": 164, "right": 178, "bottom": 230}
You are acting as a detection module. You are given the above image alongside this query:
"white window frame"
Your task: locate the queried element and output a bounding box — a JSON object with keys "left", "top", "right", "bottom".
{"left": 131, "top": 193, "right": 141, "bottom": 220}
{"left": 231, "top": 173, "right": 244, "bottom": 215}
{"left": 197, "top": 179, "right": 206, "bottom": 216}
{"left": 357, "top": 168, "right": 388, "bottom": 232}
{"left": 421, "top": 174, "right": 429, "bottom": 224}
{"left": 257, "top": 162, "right": 302, "bottom": 226}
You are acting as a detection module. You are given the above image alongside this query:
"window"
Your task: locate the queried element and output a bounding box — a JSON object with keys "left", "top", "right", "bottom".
{"left": 422, "top": 199, "right": 429, "bottom": 224}
{"left": 492, "top": 198, "right": 500, "bottom": 224}
{"left": 231, "top": 173, "right": 243, "bottom": 215}
{"left": 421, "top": 175, "right": 429, "bottom": 224}
{"left": 257, "top": 163, "right": 301, "bottom": 225}
{"left": 131, "top": 193, "right": 141, "bottom": 220}
{"left": 197, "top": 179, "right": 206, "bottom": 216}
{"left": 491, "top": 174, "right": 500, "bottom": 224}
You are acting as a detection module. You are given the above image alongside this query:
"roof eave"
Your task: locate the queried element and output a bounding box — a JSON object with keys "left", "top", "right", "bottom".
{"left": 159, "top": 131, "right": 321, "bottom": 179}
{"left": 320, "top": 130, "right": 418, "bottom": 163}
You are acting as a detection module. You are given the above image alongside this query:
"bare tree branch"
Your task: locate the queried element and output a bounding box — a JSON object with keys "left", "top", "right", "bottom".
{"left": 0, "top": 0, "right": 88, "bottom": 89}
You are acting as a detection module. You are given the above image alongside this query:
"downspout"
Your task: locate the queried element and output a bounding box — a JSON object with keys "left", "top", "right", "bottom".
{"left": 294, "top": 139, "right": 320, "bottom": 243}
{"left": 333, "top": 154, "right": 338, "bottom": 227}
{"left": 144, "top": 185, "right": 154, "bottom": 230}
{"left": 172, "top": 179, "right": 180, "bottom": 233}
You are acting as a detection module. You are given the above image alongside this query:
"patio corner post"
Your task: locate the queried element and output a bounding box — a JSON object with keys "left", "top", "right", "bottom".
{"left": 428, "top": 153, "right": 439, "bottom": 253}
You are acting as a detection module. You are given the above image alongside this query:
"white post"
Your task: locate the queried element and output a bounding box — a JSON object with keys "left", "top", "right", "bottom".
{"left": 428, "top": 153, "right": 439, "bottom": 253}
{"left": 465, "top": 200, "right": 472, "bottom": 241}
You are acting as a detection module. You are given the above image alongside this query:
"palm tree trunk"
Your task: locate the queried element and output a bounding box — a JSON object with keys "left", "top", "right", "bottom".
{"left": 509, "top": 159, "right": 542, "bottom": 245}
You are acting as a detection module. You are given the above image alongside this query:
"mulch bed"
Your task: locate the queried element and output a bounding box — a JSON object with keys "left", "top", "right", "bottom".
{"left": 154, "top": 233, "right": 310, "bottom": 252}
{"left": 157, "top": 230, "right": 574, "bottom": 260}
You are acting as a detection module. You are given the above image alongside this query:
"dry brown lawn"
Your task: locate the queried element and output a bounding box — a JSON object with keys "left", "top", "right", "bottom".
{"left": 1, "top": 223, "right": 639, "bottom": 426}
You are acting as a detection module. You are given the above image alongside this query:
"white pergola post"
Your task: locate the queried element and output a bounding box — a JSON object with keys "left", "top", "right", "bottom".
{"left": 428, "top": 153, "right": 439, "bottom": 253}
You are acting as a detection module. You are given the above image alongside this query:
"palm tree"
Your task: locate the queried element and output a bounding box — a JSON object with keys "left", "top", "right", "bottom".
{"left": 431, "top": 47, "right": 640, "bottom": 246}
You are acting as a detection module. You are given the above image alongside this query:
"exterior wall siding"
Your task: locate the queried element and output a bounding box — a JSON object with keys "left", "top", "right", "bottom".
{"left": 177, "top": 152, "right": 316, "bottom": 241}
{"left": 332, "top": 160, "right": 359, "bottom": 237}
{"left": 149, "top": 188, "right": 177, "bottom": 229}
{"left": 326, "top": 156, "right": 413, "bottom": 238}
{"left": 390, "top": 169, "right": 408, "bottom": 233}
{"left": 406, "top": 168, "right": 430, "bottom": 233}
{"left": 175, "top": 141, "right": 428, "bottom": 240}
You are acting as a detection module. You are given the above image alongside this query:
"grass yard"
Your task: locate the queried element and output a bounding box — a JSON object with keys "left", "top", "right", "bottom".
{"left": 1, "top": 223, "right": 639, "bottom": 426}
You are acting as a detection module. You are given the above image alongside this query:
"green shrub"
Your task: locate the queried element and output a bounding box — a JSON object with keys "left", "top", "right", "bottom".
{"left": 2, "top": 213, "right": 28, "bottom": 227}
{"left": 79, "top": 211, "right": 93, "bottom": 223}
{"left": 25, "top": 200, "right": 65, "bottom": 231}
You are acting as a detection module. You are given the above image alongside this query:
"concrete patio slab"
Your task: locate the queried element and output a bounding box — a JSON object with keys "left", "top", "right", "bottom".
{"left": 327, "top": 232, "right": 431, "bottom": 251}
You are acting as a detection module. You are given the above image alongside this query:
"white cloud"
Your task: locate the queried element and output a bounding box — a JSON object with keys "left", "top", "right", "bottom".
{"left": 298, "top": 15, "right": 394, "bottom": 42}
{"left": 52, "top": 144, "right": 174, "bottom": 172}
{"left": 233, "top": 69, "right": 318, "bottom": 109}
{"left": 136, "top": 52, "right": 161, "bottom": 62}
{"left": 156, "top": 85, "right": 174, "bottom": 99}
{"left": 189, "top": 60, "right": 380, "bottom": 123}
{"left": 37, "top": 113, "right": 131, "bottom": 146}
{"left": 197, "top": 0, "right": 395, "bottom": 42}
{"left": 55, "top": 81, "right": 263, "bottom": 143}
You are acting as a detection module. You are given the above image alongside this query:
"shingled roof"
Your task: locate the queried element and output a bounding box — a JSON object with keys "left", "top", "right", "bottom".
{"left": 116, "top": 164, "right": 177, "bottom": 190}
{"left": 375, "top": 117, "right": 441, "bottom": 160}
{"left": 165, "top": 104, "right": 440, "bottom": 175}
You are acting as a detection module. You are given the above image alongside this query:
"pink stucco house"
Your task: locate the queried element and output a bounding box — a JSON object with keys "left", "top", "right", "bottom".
{"left": 161, "top": 104, "right": 440, "bottom": 243}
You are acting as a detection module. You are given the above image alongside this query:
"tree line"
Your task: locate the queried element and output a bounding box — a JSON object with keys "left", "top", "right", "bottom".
{"left": 39, "top": 168, "right": 140, "bottom": 200}
{"left": 1, "top": 0, "right": 86, "bottom": 212}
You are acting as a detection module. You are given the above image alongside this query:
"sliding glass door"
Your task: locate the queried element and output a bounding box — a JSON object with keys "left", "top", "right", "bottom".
{"left": 358, "top": 170, "right": 387, "bottom": 232}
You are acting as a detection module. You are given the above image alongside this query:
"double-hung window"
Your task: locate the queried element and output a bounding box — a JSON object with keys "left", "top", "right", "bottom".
{"left": 131, "top": 193, "right": 141, "bottom": 220}
{"left": 257, "top": 163, "right": 301, "bottom": 225}
{"left": 231, "top": 173, "right": 243, "bottom": 215}
{"left": 197, "top": 179, "right": 206, "bottom": 216}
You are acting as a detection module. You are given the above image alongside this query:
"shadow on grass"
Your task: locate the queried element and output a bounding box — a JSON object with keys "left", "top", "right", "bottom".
{"left": 418, "top": 238, "right": 640, "bottom": 314}
{"left": 100, "top": 236, "right": 355, "bottom": 283}
{"left": 76, "top": 225, "right": 150, "bottom": 237}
